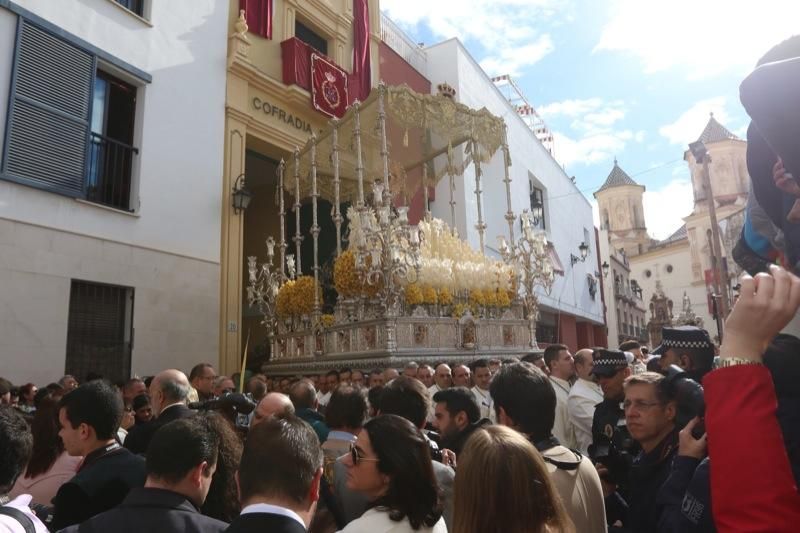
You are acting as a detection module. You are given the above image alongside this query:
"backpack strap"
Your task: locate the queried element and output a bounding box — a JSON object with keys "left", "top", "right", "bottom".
{"left": 0, "top": 505, "right": 36, "bottom": 533}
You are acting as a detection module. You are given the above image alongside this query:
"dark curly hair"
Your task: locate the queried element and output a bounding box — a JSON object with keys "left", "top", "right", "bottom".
{"left": 365, "top": 415, "right": 442, "bottom": 530}
{"left": 200, "top": 412, "right": 243, "bottom": 522}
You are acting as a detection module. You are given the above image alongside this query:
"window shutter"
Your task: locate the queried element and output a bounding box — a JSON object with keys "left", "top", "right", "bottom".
{"left": 3, "top": 21, "right": 93, "bottom": 197}
{"left": 65, "top": 280, "right": 134, "bottom": 384}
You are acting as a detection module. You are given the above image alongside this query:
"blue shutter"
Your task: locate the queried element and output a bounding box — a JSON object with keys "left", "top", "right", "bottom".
{"left": 2, "top": 20, "right": 93, "bottom": 197}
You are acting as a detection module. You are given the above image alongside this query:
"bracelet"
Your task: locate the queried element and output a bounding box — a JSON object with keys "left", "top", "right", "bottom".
{"left": 714, "top": 357, "right": 763, "bottom": 369}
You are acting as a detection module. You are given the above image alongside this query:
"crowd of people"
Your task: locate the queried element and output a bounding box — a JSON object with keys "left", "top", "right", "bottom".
{"left": 1, "top": 266, "right": 800, "bottom": 533}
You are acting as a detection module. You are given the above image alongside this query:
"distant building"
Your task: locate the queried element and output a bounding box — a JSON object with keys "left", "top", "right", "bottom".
{"left": 595, "top": 114, "right": 747, "bottom": 345}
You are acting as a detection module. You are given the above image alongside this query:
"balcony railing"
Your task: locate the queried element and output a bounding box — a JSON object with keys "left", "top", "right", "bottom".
{"left": 87, "top": 132, "right": 138, "bottom": 211}
{"left": 380, "top": 13, "right": 427, "bottom": 74}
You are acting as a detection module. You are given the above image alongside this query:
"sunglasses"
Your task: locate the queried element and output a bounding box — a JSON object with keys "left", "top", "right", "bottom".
{"left": 349, "top": 442, "right": 380, "bottom": 466}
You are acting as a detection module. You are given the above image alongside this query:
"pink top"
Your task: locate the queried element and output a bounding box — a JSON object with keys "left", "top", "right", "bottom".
{"left": 8, "top": 452, "right": 82, "bottom": 506}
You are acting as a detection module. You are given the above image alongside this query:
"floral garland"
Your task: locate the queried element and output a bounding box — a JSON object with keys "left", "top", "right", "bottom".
{"left": 276, "top": 276, "right": 320, "bottom": 318}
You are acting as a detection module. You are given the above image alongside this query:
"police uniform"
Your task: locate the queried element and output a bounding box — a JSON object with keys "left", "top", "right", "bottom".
{"left": 651, "top": 326, "right": 716, "bottom": 382}
{"left": 627, "top": 429, "right": 679, "bottom": 532}
{"left": 588, "top": 349, "right": 640, "bottom": 526}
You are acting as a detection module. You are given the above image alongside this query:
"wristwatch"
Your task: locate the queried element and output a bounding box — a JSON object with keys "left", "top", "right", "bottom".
{"left": 714, "top": 357, "right": 763, "bottom": 369}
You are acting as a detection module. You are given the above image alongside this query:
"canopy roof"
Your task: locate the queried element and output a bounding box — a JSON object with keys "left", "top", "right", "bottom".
{"left": 284, "top": 84, "right": 507, "bottom": 203}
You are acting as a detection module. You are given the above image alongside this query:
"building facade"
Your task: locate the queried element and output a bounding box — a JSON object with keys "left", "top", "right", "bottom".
{"left": 0, "top": 0, "right": 229, "bottom": 384}
{"left": 596, "top": 115, "right": 747, "bottom": 345}
{"left": 221, "top": 0, "right": 381, "bottom": 374}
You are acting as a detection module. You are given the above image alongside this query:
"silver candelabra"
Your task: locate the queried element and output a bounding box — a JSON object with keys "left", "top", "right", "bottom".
{"left": 247, "top": 236, "right": 284, "bottom": 341}
{"left": 349, "top": 181, "right": 422, "bottom": 337}
{"left": 498, "top": 209, "right": 555, "bottom": 350}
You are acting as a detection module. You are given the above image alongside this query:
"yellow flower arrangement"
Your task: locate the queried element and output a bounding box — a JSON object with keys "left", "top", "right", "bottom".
{"left": 496, "top": 288, "right": 511, "bottom": 308}
{"left": 334, "top": 250, "right": 360, "bottom": 298}
{"left": 333, "top": 249, "right": 382, "bottom": 299}
{"left": 438, "top": 287, "right": 454, "bottom": 305}
{"left": 292, "top": 276, "right": 318, "bottom": 316}
{"left": 276, "top": 280, "right": 295, "bottom": 319}
{"left": 275, "top": 276, "right": 320, "bottom": 318}
{"left": 321, "top": 314, "right": 335, "bottom": 327}
{"left": 469, "top": 289, "right": 486, "bottom": 307}
{"left": 452, "top": 303, "right": 470, "bottom": 318}
{"left": 483, "top": 289, "right": 498, "bottom": 308}
{"left": 421, "top": 285, "right": 438, "bottom": 305}
{"left": 405, "top": 283, "right": 423, "bottom": 306}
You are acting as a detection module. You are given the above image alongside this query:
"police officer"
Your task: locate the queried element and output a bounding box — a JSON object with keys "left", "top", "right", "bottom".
{"left": 589, "top": 349, "right": 639, "bottom": 527}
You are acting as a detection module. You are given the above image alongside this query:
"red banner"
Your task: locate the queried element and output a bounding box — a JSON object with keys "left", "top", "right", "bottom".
{"left": 240, "top": 0, "right": 272, "bottom": 39}
{"left": 311, "top": 54, "right": 349, "bottom": 118}
{"left": 352, "top": 0, "right": 371, "bottom": 102}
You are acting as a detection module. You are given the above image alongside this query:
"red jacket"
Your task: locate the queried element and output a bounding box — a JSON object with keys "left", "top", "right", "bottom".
{"left": 705, "top": 365, "right": 800, "bottom": 531}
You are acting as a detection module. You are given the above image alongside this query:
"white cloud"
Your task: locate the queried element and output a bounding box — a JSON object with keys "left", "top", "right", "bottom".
{"left": 539, "top": 98, "right": 630, "bottom": 167}
{"left": 479, "top": 36, "right": 555, "bottom": 78}
{"left": 659, "top": 97, "right": 730, "bottom": 145}
{"left": 595, "top": 0, "right": 800, "bottom": 78}
{"left": 381, "top": 0, "right": 565, "bottom": 76}
{"left": 642, "top": 178, "right": 695, "bottom": 240}
{"left": 554, "top": 130, "right": 631, "bottom": 168}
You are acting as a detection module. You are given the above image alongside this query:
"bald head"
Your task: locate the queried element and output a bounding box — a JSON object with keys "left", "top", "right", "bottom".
{"left": 574, "top": 348, "right": 595, "bottom": 381}
{"left": 434, "top": 363, "right": 452, "bottom": 389}
{"left": 252, "top": 392, "right": 295, "bottom": 427}
{"left": 149, "top": 369, "right": 191, "bottom": 416}
{"left": 383, "top": 368, "right": 400, "bottom": 383}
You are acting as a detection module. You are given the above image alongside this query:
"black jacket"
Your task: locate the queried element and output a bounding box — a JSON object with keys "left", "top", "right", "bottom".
{"left": 657, "top": 456, "right": 715, "bottom": 532}
{"left": 58, "top": 487, "right": 228, "bottom": 533}
{"left": 124, "top": 403, "right": 195, "bottom": 455}
{"left": 224, "top": 512, "right": 306, "bottom": 533}
{"left": 627, "top": 430, "right": 678, "bottom": 533}
{"left": 51, "top": 443, "right": 146, "bottom": 531}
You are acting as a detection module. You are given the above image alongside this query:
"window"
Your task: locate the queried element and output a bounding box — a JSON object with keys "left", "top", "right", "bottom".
{"left": 1, "top": 19, "right": 145, "bottom": 211}
{"left": 88, "top": 71, "right": 138, "bottom": 210}
{"left": 295, "top": 20, "right": 328, "bottom": 55}
{"left": 529, "top": 184, "right": 546, "bottom": 230}
{"left": 113, "top": 0, "right": 145, "bottom": 17}
{"left": 65, "top": 280, "right": 134, "bottom": 384}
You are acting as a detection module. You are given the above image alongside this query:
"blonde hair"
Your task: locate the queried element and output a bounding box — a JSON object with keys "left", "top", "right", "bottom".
{"left": 453, "top": 425, "right": 575, "bottom": 533}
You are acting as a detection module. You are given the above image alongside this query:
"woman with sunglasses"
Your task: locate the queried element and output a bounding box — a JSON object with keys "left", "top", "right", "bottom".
{"left": 338, "top": 414, "right": 446, "bottom": 532}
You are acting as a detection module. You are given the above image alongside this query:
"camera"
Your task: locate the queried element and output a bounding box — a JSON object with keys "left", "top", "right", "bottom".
{"left": 662, "top": 365, "right": 705, "bottom": 439}
{"left": 588, "top": 436, "right": 635, "bottom": 486}
{"left": 188, "top": 392, "right": 256, "bottom": 429}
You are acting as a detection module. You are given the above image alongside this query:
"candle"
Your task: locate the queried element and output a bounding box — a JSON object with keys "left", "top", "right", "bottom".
{"left": 397, "top": 206, "right": 409, "bottom": 226}
{"left": 266, "top": 236, "right": 275, "bottom": 258}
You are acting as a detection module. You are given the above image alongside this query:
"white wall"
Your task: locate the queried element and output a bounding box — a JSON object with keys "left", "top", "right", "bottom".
{"left": 631, "top": 244, "right": 717, "bottom": 340}
{"left": 0, "top": 0, "right": 228, "bottom": 383}
{"left": 424, "top": 39, "right": 604, "bottom": 325}
{"left": 0, "top": 0, "right": 228, "bottom": 261}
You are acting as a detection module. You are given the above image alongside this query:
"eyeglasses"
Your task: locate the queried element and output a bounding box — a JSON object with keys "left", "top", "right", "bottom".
{"left": 349, "top": 442, "right": 380, "bottom": 466}
{"left": 622, "top": 400, "right": 662, "bottom": 412}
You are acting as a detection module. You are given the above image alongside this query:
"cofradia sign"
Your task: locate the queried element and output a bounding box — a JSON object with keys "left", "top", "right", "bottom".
{"left": 252, "top": 97, "right": 313, "bottom": 134}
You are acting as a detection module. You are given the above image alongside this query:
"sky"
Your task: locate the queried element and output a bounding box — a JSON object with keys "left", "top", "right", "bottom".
{"left": 380, "top": 0, "right": 800, "bottom": 239}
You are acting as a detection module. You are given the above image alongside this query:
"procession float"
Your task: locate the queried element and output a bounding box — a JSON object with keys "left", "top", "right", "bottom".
{"left": 246, "top": 83, "right": 556, "bottom": 374}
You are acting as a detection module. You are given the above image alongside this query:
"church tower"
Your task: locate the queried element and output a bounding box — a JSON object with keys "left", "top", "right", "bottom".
{"left": 594, "top": 159, "right": 651, "bottom": 257}
{"left": 685, "top": 113, "right": 749, "bottom": 212}
{"left": 683, "top": 112, "right": 749, "bottom": 282}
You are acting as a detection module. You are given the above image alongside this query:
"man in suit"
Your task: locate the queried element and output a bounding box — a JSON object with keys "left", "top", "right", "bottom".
{"left": 124, "top": 369, "right": 194, "bottom": 455}
{"left": 51, "top": 381, "right": 147, "bottom": 530}
{"left": 61, "top": 417, "right": 227, "bottom": 532}
{"left": 225, "top": 416, "right": 323, "bottom": 533}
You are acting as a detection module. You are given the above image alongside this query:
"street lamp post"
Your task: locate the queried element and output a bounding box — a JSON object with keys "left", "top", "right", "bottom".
{"left": 689, "top": 140, "right": 730, "bottom": 339}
